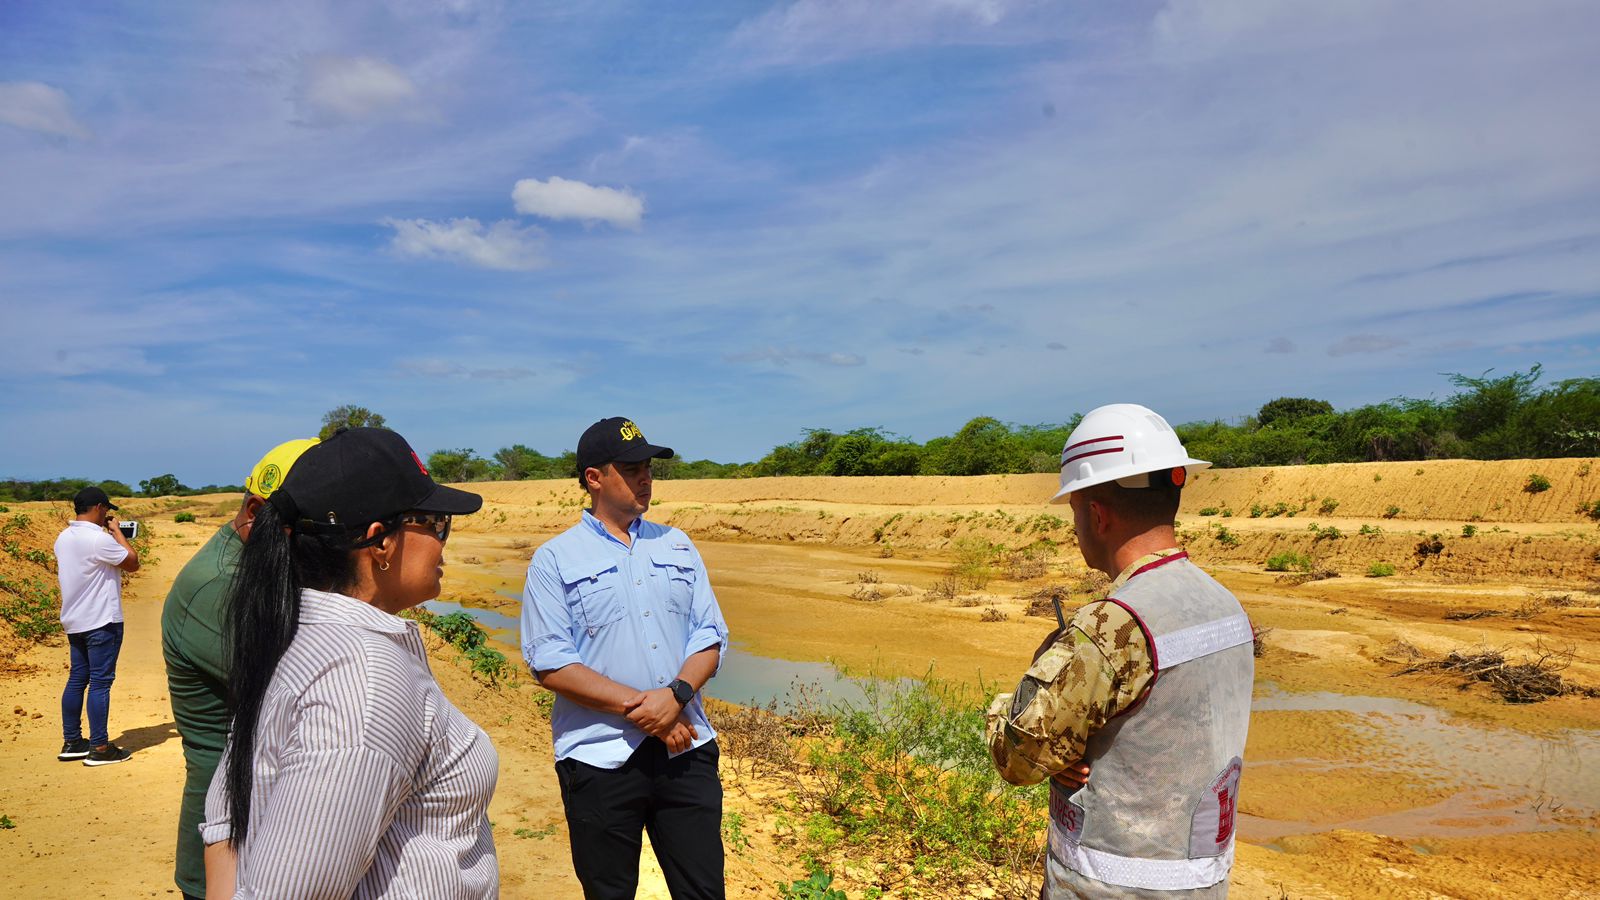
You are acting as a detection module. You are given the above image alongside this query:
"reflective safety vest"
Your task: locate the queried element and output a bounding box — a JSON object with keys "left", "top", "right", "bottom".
{"left": 1046, "top": 552, "right": 1255, "bottom": 897}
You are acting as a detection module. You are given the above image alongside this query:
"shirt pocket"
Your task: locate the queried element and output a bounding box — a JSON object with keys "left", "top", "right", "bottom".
{"left": 648, "top": 548, "right": 697, "bottom": 617}
{"left": 555, "top": 555, "right": 624, "bottom": 637}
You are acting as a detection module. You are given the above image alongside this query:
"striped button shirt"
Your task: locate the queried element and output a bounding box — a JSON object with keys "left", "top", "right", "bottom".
{"left": 202, "top": 589, "right": 499, "bottom": 898}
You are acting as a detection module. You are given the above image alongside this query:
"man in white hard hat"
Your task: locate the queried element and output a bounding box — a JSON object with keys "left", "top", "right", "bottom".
{"left": 985, "top": 404, "right": 1255, "bottom": 898}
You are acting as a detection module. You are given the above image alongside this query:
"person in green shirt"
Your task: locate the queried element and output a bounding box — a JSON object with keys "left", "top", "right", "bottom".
{"left": 161, "top": 438, "right": 316, "bottom": 900}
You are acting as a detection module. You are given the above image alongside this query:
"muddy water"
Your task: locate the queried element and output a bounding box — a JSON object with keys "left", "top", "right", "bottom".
{"left": 425, "top": 597, "right": 881, "bottom": 711}
{"left": 1242, "top": 683, "right": 1600, "bottom": 842}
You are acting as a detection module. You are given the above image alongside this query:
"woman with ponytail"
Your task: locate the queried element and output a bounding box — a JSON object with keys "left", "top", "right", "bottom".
{"left": 200, "top": 428, "right": 498, "bottom": 898}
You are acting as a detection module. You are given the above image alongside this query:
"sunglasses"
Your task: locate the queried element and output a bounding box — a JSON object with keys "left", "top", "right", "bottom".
{"left": 397, "top": 512, "right": 452, "bottom": 543}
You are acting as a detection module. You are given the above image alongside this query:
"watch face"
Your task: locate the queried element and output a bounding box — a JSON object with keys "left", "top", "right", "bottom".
{"left": 672, "top": 680, "right": 694, "bottom": 704}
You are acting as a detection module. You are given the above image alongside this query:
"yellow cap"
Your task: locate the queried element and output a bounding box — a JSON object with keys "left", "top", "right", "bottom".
{"left": 244, "top": 438, "right": 319, "bottom": 498}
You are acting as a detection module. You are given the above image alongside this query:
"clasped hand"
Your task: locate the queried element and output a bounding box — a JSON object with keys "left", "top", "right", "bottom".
{"left": 623, "top": 688, "right": 697, "bottom": 753}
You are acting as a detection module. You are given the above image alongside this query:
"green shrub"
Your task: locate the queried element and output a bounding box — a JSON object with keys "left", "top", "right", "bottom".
{"left": 1318, "top": 497, "right": 1341, "bottom": 515}
{"left": 1359, "top": 523, "right": 1382, "bottom": 536}
{"left": 0, "top": 577, "right": 63, "bottom": 641}
{"left": 466, "top": 645, "right": 507, "bottom": 683}
{"left": 1265, "top": 551, "right": 1313, "bottom": 573}
{"left": 1367, "top": 561, "right": 1396, "bottom": 577}
{"left": 22, "top": 548, "right": 50, "bottom": 566}
{"left": 174, "top": 512, "right": 196, "bottom": 523}
{"left": 1315, "top": 526, "right": 1342, "bottom": 541}
{"left": 1383, "top": 505, "right": 1401, "bottom": 519}
{"left": 1221, "top": 507, "right": 1234, "bottom": 517}
{"left": 1525, "top": 474, "right": 1551, "bottom": 493}
{"left": 778, "top": 870, "right": 846, "bottom": 900}
{"left": 1213, "top": 526, "right": 1240, "bottom": 548}
{"left": 1198, "top": 507, "right": 1220, "bottom": 516}
{"left": 1461, "top": 524, "right": 1477, "bottom": 538}
{"left": 949, "top": 538, "right": 1002, "bottom": 590}
{"left": 1249, "top": 504, "right": 1264, "bottom": 518}
{"left": 1579, "top": 500, "right": 1600, "bottom": 521}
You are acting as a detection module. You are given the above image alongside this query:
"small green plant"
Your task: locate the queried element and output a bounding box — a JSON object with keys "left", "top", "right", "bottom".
{"left": 0, "top": 513, "right": 31, "bottom": 536}
{"left": 0, "top": 814, "right": 13, "bottom": 829}
{"left": 466, "top": 645, "right": 507, "bottom": 683}
{"left": 1383, "top": 505, "right": 1401, "bottom": 519}
{"left": 1579, "top": 500, "right": 1600, "bottom": 522}
{"left": 1198, "top": 507, "right": 1220, "bottom": 516}
{"left": 0, "top": 576, "right": 63, "bottom": 641}
{"left": 1359, "top": 523, "right": 1382, "bottom": 536}
{"left": 1221, "top": 507, "right": 1234, "bottom": 517}
{"left": 1525, "top": 474, "right": 1551, "bottom": 493}
{"left": 778, "top": 869, "right": 846, "bottom": 900}
{"left": 0, "top": 505, "right": 8, "bottom": 513}
{"left": 1265, "top": 551, "right": 1313, "bottom": 573}
{"left": 174, "top": 512, "right": 196, "bottom": 523}
{"left": 512, "top": 825, "right": 555, "bottom": 840}
{"left": 1213, "top": 526, "right": 1240, "bottom": 548}
{"left": 1318, "top": 497, "right": 1341, "bottom": 515}
{"left": 949, "top": 538, "right": 1002, "bottom": 590}
{"left": 722, "top": 811, "right": 751, "bottom": 853}
{"left": 1249, "top": 504, "right": 1264, "bottom": 518}
{"left": 1461, "top": 524, "right": 1477, "bottom": 538}
{"left": 1315, "top": 526, "right": 1342, "bottom": 541}
{"left": 1367, "top": 561, "right": 1396, "bottom": 577}
{"left": 22, "top": 548, "right": 50, "bottom": 566}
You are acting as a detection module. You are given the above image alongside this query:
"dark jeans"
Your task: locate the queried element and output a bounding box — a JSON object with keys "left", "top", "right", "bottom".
{"left": 62, "top": 621, "right": 123, "bottom": 746}
{"left": 556, "top": 738, "right": 724, "bottom": 900}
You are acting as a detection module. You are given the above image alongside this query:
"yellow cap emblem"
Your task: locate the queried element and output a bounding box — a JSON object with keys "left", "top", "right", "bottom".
{"left": 619, "top": 421, "right": 644, "bottom": 442}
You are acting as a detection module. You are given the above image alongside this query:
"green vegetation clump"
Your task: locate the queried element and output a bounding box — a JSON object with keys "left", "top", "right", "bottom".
{"left": 174, "top": 512, "right": 197, "bottom": 523}
{"left": 1198, "top": 507, "right": 1220, "bottom": 516}
{"left": 0, "top": 577, "right": 63, "bottom": 641}
{"left": 1213, "top": 526, "right": 1240, "bottom": 548}
{"left": 949, "top": 538, "right": 1003, "bottom": 590}
{"left": 1525, "top": 473, "right": 1552, "bottom": 493}
{"left": 1265, "top": 551, "right": 1313, "bottom": 573}
{"left": 405, "top": 608, "right": 508, "bottom": 684}
{"left": 778, "top": 870, "right": 846, "bottom": 900}
{"left": 1383, "top": 505, "right": 1402, "bottom": 519}
{"left": 1578, "top": 500, "right": 1600, "bottom": 521}
{"left": 1318, "top": 497, "right": 1340, "bottom": 515}
{"left": 1461, "top": 524, "right": 1477, "bottom": 538}
{"left": 1367, "top": 561, "right": 1397, "bottom": 577}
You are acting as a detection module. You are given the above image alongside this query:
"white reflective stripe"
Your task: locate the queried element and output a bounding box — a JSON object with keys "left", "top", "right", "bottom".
{"left": 1153, "top": 612, "right": 1254, "bottom": 670}
{"left": 1051, "top": 824, "right": 1234, "bottom": 891}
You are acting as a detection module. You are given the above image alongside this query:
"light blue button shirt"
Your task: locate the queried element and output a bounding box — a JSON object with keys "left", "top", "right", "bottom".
{"left": 521, "top": 510, "right": 729, "bottom": 768}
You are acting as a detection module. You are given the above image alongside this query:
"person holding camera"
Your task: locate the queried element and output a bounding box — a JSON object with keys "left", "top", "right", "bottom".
{"left": 54, "top": 485, "right": 141, "bottom": 766}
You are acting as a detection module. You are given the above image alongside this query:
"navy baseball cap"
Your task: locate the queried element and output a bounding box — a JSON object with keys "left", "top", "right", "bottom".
{"left": 576, "top": 417, "right": 673, "bottom": 476}
{"left": 72, "top": 486, "right": 118, "bottom": 513}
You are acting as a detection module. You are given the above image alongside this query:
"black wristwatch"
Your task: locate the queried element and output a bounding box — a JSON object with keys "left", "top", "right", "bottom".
{"left": 668, "top": 678, "right": 695, "bottom": 707}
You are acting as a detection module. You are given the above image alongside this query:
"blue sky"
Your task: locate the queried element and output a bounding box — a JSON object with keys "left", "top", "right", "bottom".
{"left": 2, "top": 0, "right": 1597, "bottom": 485}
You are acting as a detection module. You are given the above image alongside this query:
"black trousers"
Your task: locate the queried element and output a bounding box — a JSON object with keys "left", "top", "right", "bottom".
{"left": 556, "top": 738, "right": 724, "bottom": 900}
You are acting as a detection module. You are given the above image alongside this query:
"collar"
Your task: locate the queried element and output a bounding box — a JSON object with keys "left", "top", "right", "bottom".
{"left": 68, "top": 520, "right": 104, "bottom": 529}
{"left": 297, "top": 588, "right": 410, "bottom": 634}
{"left": 581, "top": 508, "right": 641, "bottom": 547}
{"left": 1108, "top": 548, "right": 1187, "bottom": 592}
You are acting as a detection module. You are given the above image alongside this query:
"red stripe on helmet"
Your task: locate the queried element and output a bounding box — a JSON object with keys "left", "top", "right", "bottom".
{"left": 1063, "top": 434, "right": 1125, "bottom": 453}
{"left": 1061, "top": 446, "right": 1123, "bottom": 467}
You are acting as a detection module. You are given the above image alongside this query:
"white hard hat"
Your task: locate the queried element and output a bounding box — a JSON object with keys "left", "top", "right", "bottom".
{"left": 1050, "top": 403, "right": 1210, "bottom": 504}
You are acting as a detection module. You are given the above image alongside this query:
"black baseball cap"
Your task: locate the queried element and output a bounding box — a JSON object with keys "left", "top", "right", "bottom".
{"left": 576, "top": 417, "right": 673, "bottom": 476}
{"left": 269, "top": 428, "right": 482, "bottom": 535}
{"left": 72, "top": 486, "right": 118, "bottom": 513}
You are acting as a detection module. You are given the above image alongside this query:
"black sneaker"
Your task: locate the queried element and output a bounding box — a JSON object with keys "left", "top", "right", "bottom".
{"left": 57, "top": 738, "right": 93, "bottom": 761}
{"left": 83, "top": 743, "right": 132, "bottom": 766}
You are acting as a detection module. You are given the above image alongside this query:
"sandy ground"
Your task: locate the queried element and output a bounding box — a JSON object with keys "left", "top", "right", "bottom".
{"left": 3, "top": 460, "right": 1599, "bottom": 898}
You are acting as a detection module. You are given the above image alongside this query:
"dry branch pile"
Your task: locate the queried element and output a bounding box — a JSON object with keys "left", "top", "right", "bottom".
{"left": 1393, "top": 642, "right": 1598, "bottom": 703}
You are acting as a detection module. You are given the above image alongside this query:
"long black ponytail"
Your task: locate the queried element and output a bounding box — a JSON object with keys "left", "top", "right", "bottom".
{"left": 222, "top": 500, "right": 359, "bottom": 848}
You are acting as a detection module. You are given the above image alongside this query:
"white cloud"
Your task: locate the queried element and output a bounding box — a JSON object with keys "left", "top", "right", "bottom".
{"left": 397, "top": 358, "right": 536, "bottom": 380}
{"left": 725, "top": 347, "right": 865, "bottom": 367}
{"left": 1265, "top": 337, "right": 1295, "bottom": 354}
{"left": 1327, "top": 334, "right": 1408, "bottom": 357}
{"left": 0, "top": 81, "right": 91, "bottom": 139}
{"left": 729, "top": 0, "right": 1034, "bottom": 66}
{"left": 295, "top": 55, "right": 423, "bottom": 125}
{"left": 382, "top": 217, "right": 545, "bottom": 270}
{"left": 511, "top": 176, "right": 644, "bottom": 229}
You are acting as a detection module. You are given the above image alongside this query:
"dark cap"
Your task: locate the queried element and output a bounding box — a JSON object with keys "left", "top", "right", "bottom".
{"left": 72, "top": 486, "right": 118, "bottom": 513}
{"left": 576, "top": 417, "right": 673, "bottom": 477}
{"left": 270, "top": 428, "right": 482, "bottom": 535}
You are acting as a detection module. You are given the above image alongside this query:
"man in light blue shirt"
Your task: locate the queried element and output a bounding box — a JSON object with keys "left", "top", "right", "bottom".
{"left": 521, "top": 416, "right": 729, "bottom": 899}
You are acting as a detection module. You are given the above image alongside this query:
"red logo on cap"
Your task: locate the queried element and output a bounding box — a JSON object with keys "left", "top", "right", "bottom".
{"left": 411, "top": 451, "right": 429, "bottom": 475}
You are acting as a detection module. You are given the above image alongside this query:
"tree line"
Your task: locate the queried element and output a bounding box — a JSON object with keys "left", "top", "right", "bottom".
{"left": 3, "top": 366, "right": 1594, "bottom": 500}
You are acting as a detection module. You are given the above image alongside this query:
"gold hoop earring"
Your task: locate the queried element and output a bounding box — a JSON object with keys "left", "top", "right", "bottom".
{"left": 378, "top": 560, "right": 390, "bottom": 572}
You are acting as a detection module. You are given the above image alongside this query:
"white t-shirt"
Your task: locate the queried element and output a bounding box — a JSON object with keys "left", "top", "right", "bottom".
{"left": 54, "top": 520, "right": 129, "bottom": 633}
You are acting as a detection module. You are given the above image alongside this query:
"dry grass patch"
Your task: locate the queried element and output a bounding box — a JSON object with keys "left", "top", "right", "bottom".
{"left": 1392, "top": 641, "right": 1599, "bottom": 703}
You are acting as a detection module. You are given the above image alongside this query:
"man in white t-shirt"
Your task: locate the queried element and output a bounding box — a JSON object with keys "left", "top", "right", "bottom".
{"left": 54, "top": 486, "right": 140, "bottom": 766}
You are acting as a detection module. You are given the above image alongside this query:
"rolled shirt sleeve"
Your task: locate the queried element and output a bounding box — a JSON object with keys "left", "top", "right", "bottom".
{"left": 682, "top": 542, "right": 729, "bottom": 672}
{"left": 521, "top": 549, "right": 584, "bottom": 675}
{"left": 985, "top": 601, "right": 1154, "bottom": 786}
{"left": 92, "top": 530, "right": 129, "bottom": 567}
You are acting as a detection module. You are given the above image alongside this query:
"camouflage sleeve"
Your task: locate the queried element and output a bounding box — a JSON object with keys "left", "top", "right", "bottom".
{"left": 984, "top": 600, "right": 1155, "bottom": 786}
